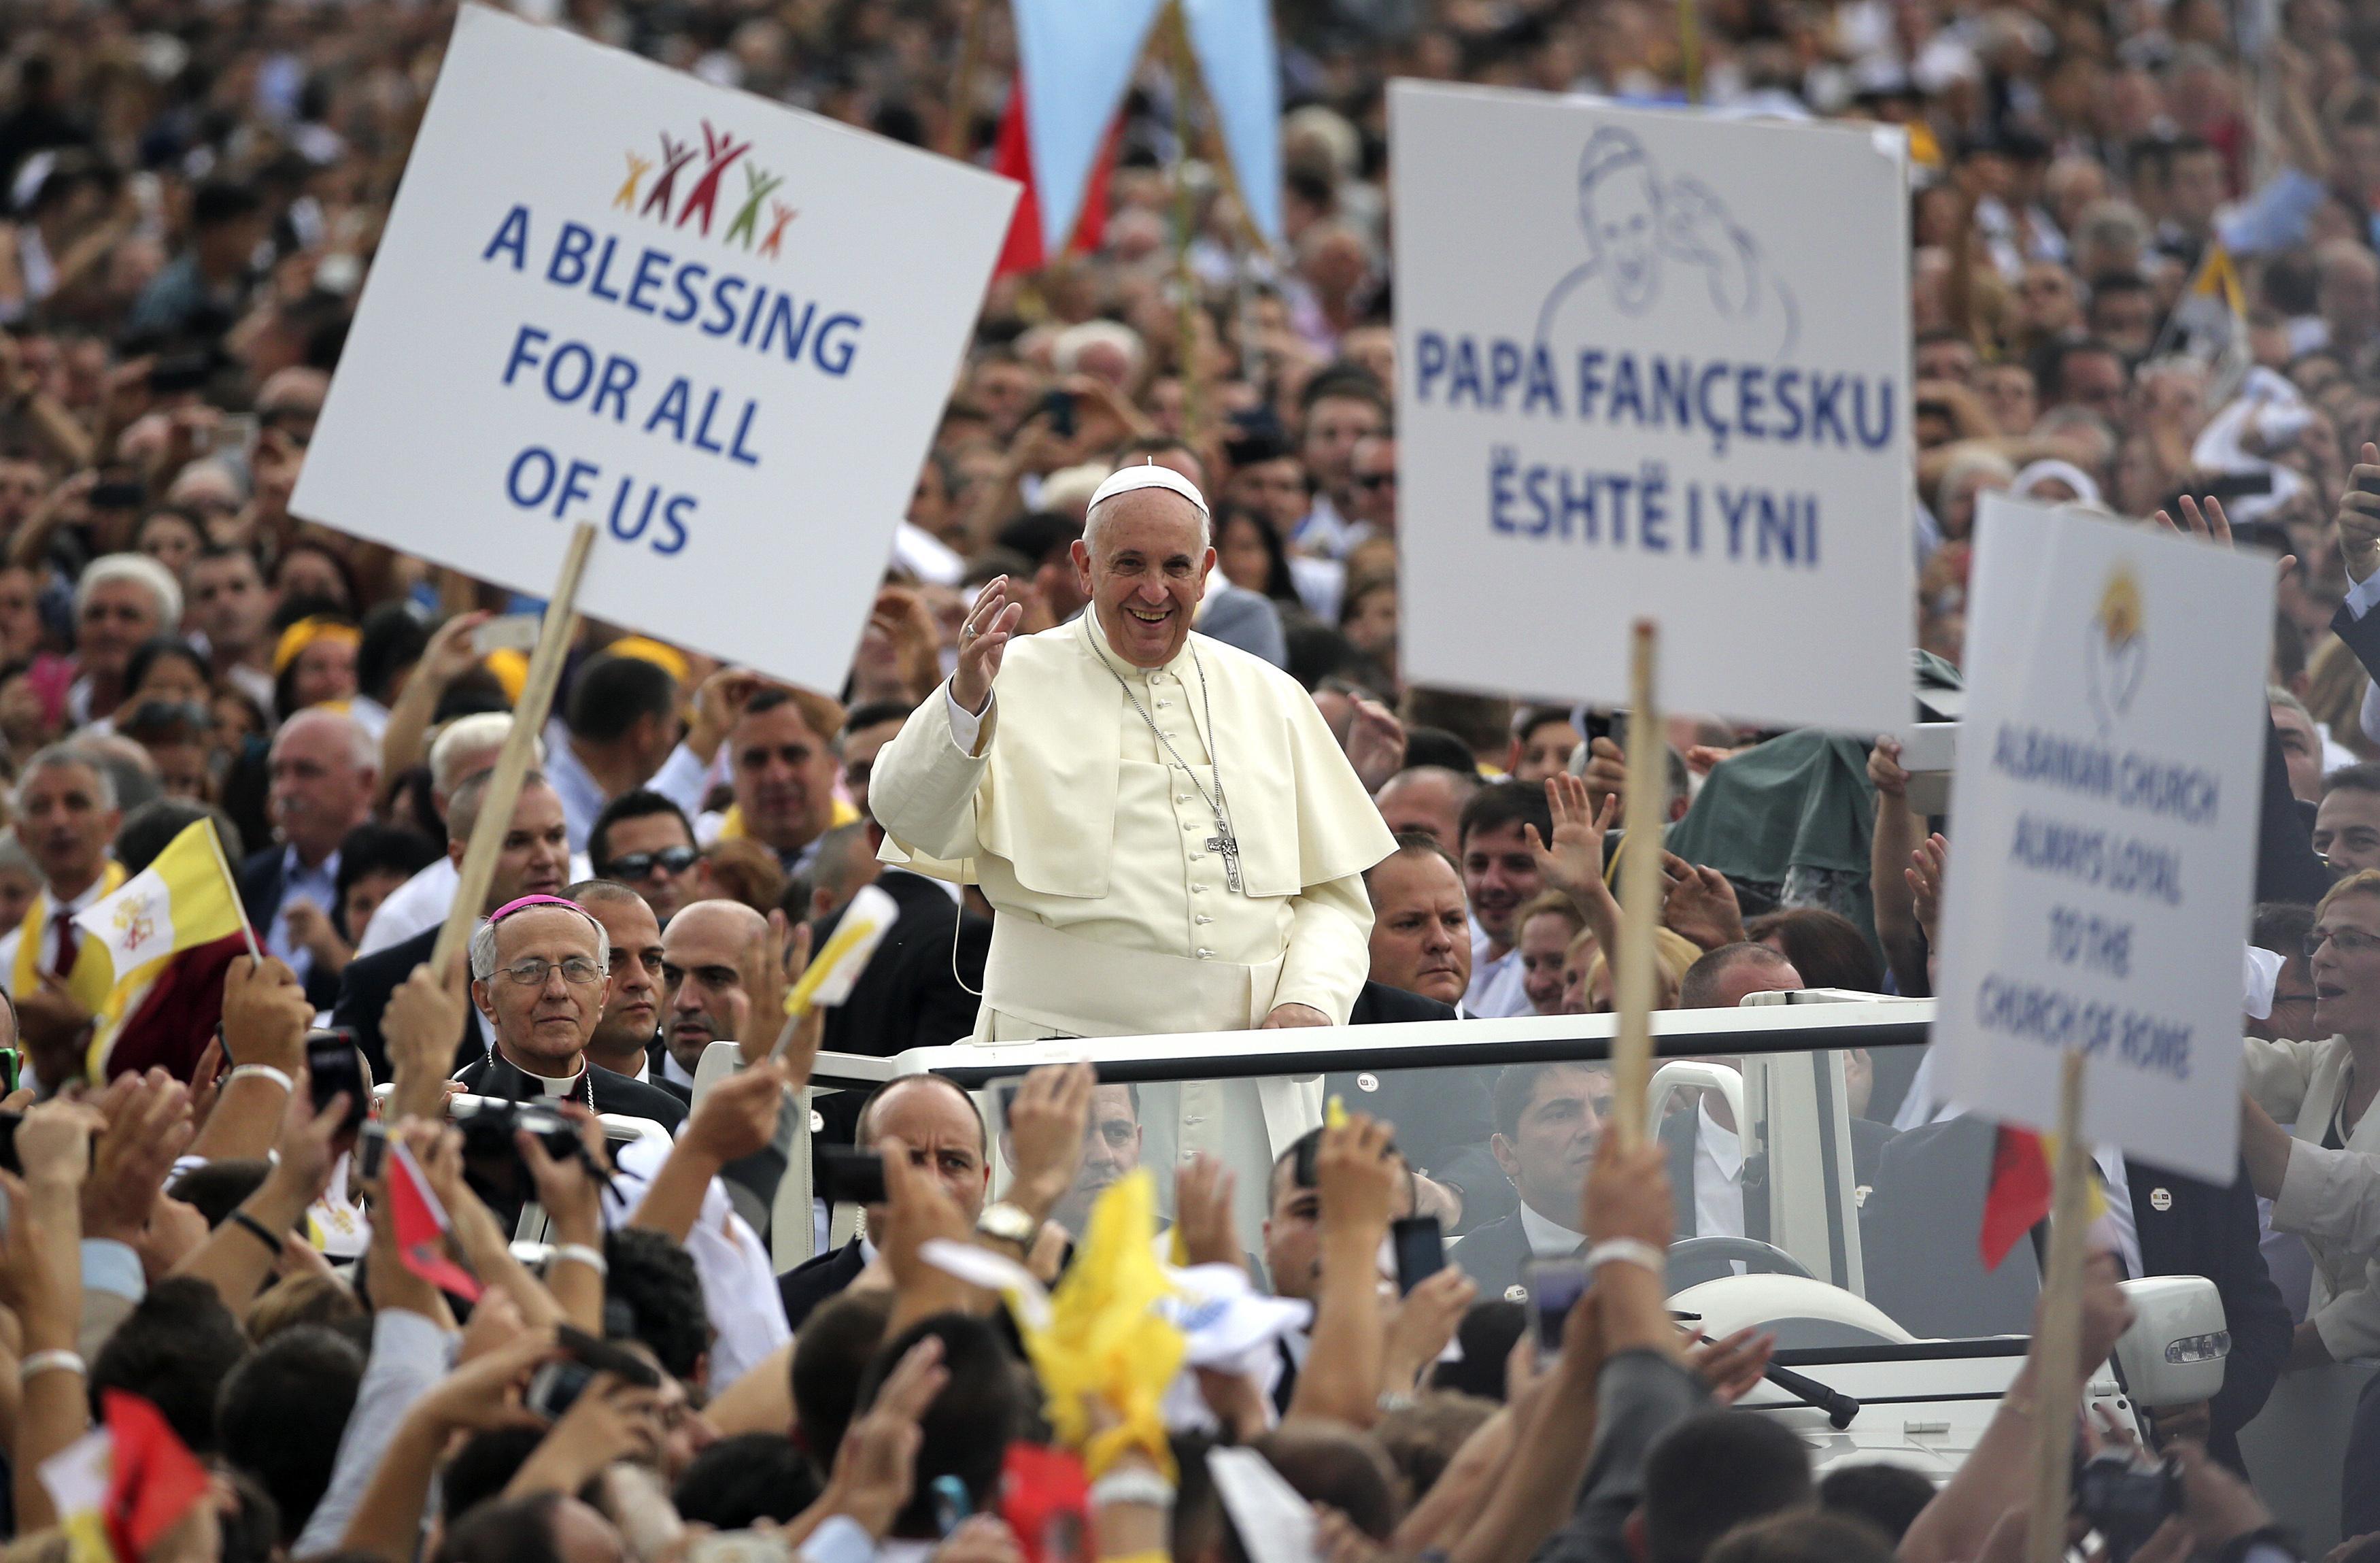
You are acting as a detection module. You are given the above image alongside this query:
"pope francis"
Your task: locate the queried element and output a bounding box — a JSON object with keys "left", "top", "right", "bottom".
{"left": 870, "top": 463, "right": 1393, "bottom": 1209}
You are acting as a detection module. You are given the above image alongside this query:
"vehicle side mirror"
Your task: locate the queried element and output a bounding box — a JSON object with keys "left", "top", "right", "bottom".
{"left": 2114, "top": 1275, "right": 2228, "bottom": 1409}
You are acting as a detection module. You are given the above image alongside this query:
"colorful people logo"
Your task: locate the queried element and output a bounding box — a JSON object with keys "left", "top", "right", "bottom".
{"left": 1533, "top": 125, "right": 1797, "bottom": 356}
{"left": 614, "top": 122, "right": 794, "bottom": 260}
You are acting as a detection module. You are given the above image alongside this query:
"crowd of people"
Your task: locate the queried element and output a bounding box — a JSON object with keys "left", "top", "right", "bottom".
{"left": 1, "top": 0, "right": 2380, "bottom": 1558}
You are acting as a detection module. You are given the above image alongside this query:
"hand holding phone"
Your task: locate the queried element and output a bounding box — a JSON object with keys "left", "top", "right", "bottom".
{"left": 306, "top": 1029, "right": 368, "bottom": 1132}
{"left": 1524, "top": 1258, "right": 1589, "bottom": 1359}
{"left": 1392, "top": 1216, "right": 1445, "bottom": 1296}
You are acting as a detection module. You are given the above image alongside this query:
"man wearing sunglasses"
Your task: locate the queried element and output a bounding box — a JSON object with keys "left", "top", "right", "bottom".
{"left": 591, "top": 790, "right": 702, "bottom": 924}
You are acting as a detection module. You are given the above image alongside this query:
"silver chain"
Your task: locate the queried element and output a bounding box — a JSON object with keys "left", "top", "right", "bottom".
{"left": 1093, "top": 637, "right": 1240, "bottom": 888}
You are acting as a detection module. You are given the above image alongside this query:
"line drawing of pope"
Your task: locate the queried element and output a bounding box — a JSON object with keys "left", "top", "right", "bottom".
{"left": 1532, "top": 124, "right": 1799, "bottom": 358}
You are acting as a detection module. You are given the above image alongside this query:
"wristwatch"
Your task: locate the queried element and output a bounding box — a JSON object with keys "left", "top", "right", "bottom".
{"left": 975, "top": 1200, "right": 1037, "bottom": 1246}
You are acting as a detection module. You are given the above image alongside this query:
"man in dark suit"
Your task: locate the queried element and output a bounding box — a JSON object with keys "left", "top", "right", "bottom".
{"left": 815, "top": 826, "right": 988, "bottom": 1060}
{"left": 779, "top": 1073, "right": 992, "bottom": 1332}
{"left": 569, "top": 880, "right": 682, "bottom": 1102}
{"left": 239, "top": 709, "right": 377, "bottom": 1011}
{"left": 1860, "top": 1112, "right": 2288, "bottom": 1473}
{"left": 1667, "top": 942, "right": 1895, "bottom": 1244}
{"left": 1335, "top": 834, "right": 1510, "bottom": 1234}
{"left": 1452, "top": 1061, "right": 1610, "bottom": 1303}
{"left": 332, "top": 771, "right": 572, "bottom": 1082}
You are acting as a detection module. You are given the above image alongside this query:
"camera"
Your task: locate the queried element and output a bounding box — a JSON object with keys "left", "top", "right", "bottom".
{"left": 448, "top": 1094, "right": 590, "bottom": 1208}
{"left": 2072, "top": 1450, "right": 2182, "bottom": 1563}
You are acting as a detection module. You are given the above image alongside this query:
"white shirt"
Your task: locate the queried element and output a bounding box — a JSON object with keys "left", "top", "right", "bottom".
{"left": 1518, "top": 1200, "right": 1588, "bottom": 1258}
{"left": 1464, "top": 936, "right": 1531, "bottom": 1019}
{"left": 265, "top": 844, "right": 340, "bottom": 985}
{"left": 541, "top": 721, "right": 609, "bottom": 855}
{"left": 1693, "top": 1096, "right": 1746, "bottom": 1239}
{"left": 605, "top": 1135, "right": 790, "bottom": 1393}
{"left": 355, "top": 857, "right": 458, "bottom": 956}
{"left": 353, "top": 848, "right": 593, "bottom": 958}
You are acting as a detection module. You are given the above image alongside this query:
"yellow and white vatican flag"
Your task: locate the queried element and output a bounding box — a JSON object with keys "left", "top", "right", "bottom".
{"left": 71, "top": 819, "right": 257, "bottom": 1076}
{"left": 73, "top": 818, "right": 253, "bottom": 992}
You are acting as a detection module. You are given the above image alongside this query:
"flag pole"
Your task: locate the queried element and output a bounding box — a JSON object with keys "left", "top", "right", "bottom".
{"left": 202, "top": 818, "right": 265, "bottom": 962}
{"left": 1168, "top": 0, "right": 1205, "bottom": 446}
{"left": 2024, "top": 1050, "right": 2094, "bottom": 1563}
{"left": 426, "top": 523, "right": 598, "bottom": 990}
{"left": 940, "top": 0, "right": 989, "bottom": 161}
{"left": 1610, "top": 620, "right": 1666, "bottom": 1147}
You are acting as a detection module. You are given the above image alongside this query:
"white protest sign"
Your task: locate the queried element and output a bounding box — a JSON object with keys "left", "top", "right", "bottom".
{"left": 1390, "top": 83, "right": 1912, "bottom": 733}
{"left": 292, "top": 5, "right": 1017, "bottom": 688}
{"left": 1933, "top": 494, "right": 2270, "bottom": 1181}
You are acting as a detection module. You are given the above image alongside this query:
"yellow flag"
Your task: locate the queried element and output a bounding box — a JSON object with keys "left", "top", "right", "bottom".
{"left": 73, "top": 819, "right": 248, "bottom": 996}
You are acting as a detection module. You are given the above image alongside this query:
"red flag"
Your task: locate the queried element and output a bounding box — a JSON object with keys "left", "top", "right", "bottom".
{"left": 101, "top": 1390, "right": 212, "bottom": 1562}
{"left": 998, "top": 1443, "right": 1091, "bottom": 1563}
{"left": 1979, "top": 1125, "right": 2054, "bottom": 1268}
{"left": 388, "top": 1141, "right": 483, "bottom": 1300}
{"left": 991, "top": 73, "right": 1118, "bottom": 278}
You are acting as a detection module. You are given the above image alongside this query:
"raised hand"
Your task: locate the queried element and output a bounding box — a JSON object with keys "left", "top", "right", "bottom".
{"left": 951, "top": 575, "right": 1026, "bottom": 716}
{"left": 1526, "top": 773, "right": 1620, "bottom": 914}
{"left": 1660, "top": 853, "right": 1745, "bottom": 951}
{"left": 1906, "top": 832, "right": 1949, "bottom": 943}
{"left": 2343, "top": 442, "right": 2380, "bottom": 586}
{"left": 738, "top": 909, "right": 790, "bottom": 1064}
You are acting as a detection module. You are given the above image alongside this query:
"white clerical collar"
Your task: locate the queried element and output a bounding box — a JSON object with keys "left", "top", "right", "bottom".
{"left": 1699, "top": 1096, "right": 1744, "bottom": 1181}
{"left": 1518, "top": 1200, "right": 1588, "bottom": 1258}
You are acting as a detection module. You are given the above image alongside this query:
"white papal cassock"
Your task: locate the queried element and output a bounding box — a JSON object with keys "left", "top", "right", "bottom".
{"left": 870, "top": 607, "right": 1395, "bottom": 1225}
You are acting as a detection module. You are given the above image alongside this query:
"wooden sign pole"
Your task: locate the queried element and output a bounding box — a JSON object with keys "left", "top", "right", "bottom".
{"left": 425, "top": 522, "right": 597, "bottom": 986}
{"left": 1610, "top": 619, "right": 1666, "bottom": 1148}
{"left": 2025, "top": 1049, "right": 2094, "bottom": 1563}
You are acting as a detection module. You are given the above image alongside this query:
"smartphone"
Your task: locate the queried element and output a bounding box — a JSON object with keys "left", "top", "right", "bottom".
{"left": 556, "top": 1322, "right": 661, "bottom": 1386}
{"left": 1392, "top": 1216, "right": 1445, "bottom": 1296}
{"left": 524, "top": 1358, "right": 595, "bottom": 1422}
{"left": 1524, "top": 1258, "right": 1590, "bottom": 1358}
{"left": 821, "top": 1144, "right": 888, "bottom": 1205}
{"left": 0, "top": 1111, "right": 20, "bottom": 1175}
{"left": 146, "top": 353, "right": 212, "bottom": 395}
{"left": 356, "top": 1120, "right": 387, "bottom": 1182}
{"left": 473, "top": 613, "right": 542, "bottom": 655}
{"left": 0, "top": 1047, "right": 21, "bottom": 1095}
{"left": 88, "top": 480, "right": 146, "bottom": 511}
{"left": 930, "top": 1475, "right": 973, "bottom": 1537}
{"left": 306, "top": 1029, "right": 367, "bottom": 1132}
{"left": 1036, "top": 388, "right": 1077, "bottom": 439}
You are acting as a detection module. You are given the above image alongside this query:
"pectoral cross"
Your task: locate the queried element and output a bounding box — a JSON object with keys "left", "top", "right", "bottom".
{"left": 1207, "top": 826, "right": 1244, "bottom": 894}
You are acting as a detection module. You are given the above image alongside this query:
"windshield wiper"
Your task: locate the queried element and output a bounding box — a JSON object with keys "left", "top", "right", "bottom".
{"left": 1764, "top": 1363, "right": 1859, "bottom": 1428}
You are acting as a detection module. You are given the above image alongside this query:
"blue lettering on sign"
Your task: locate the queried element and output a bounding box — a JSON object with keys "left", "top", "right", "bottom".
{"left": 1412, "top": 331, "right": 1895, "bottom": 459}
{"left": 503, "top": 442, "right": 700, "bottom": 556}
{"left": 1484, "top": 448, "right": 1818, "bottom": 567}
{"left": 481, "top": 207, "right": 868, "bottom": 377}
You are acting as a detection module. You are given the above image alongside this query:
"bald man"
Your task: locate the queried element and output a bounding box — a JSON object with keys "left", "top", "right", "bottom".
{"left": 659, "top": 898, "right": 768, "bottom": 1094}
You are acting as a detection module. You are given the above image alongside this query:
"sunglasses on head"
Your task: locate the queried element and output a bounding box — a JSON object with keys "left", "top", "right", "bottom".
{"left": 601, "top": 846, "right": 700, "bottom": 879}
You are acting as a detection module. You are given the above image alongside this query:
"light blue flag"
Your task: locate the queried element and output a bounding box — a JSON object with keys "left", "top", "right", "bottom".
{"left": 1180, "top": 0, "right": 1282, "bottom": 246}
{"left": 1012, "top": 0, "right": 1165, "bottom": 256}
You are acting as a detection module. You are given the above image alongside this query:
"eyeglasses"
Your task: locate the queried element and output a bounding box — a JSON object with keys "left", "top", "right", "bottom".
{"left": 122, "top": 700, "right": 213, "bottom": 733}
{"left": 494, "top": 956, "right": 604, "bottom": 988}
{"left": 600, "top": 847, "right": 699, "bottom": 879}
{"left": 2305, "top": 927, "right": 2380, "bottom": 959}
